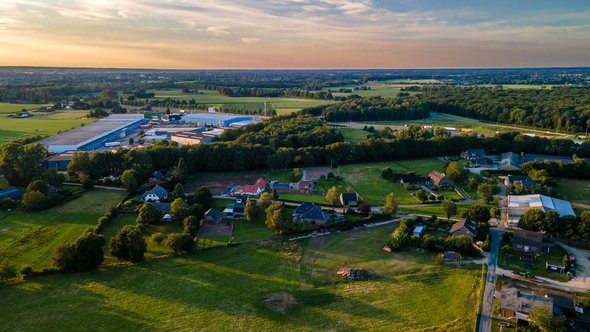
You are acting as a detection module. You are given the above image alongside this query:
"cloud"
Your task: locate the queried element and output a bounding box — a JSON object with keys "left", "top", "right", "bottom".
{"left": 240, "top": 37, "right": 261, "bottom": 43}
{"left": 206, "top": 26, "right": 230, "bottom": 35}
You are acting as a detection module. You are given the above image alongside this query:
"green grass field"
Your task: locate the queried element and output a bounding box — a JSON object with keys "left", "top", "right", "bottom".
{"left": 0, "top": 189, "right": 127, "bottom": 271}
{"left": 0, "top": 110, "right": 95, "bottom": 143}
{"left": 338, "top": 127, "right": 372, "bottom": 143}
{"left": 338, "top": 159, "right": 447, "bottom": 205}
{"left": 0, "top": 226, "right": 483, "bottom": 331}
{"left": 0, "top": 103, "right": 51, "bottom": 114}
{"left": 553, "top": 178, "right": 590, "bottom": 207}
{"left": 498, "top": 242, "right": 570, "bottom": 282}
{"left": 146, "top": 89, "right": 335, "bottom": 115}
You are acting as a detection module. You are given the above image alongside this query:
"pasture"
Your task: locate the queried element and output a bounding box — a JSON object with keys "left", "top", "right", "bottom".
{"left": 553, "top": 178, "right": 590, "bottom": 208}
{"left": 0, "top": 226, "right": 483, "bottom": 331}
{"left": 0, "top": 189, "right": 127, "bottom": 271}
{"left": 338, "top": 127, "right": 371, "bottom": 143}
{"left": 0, "top": 103, "right": 51, "bottom": 114}
{"left": 0, "top": 110, "right": 95, "bottom": 143}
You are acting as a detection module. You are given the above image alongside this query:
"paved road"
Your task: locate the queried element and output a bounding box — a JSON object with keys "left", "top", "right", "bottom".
{"left": 479, "top": 229, "right": 502, "bottom": 332}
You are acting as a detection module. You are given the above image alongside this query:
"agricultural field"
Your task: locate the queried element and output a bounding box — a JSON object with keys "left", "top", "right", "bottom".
{"left": 0, "top": 226, "right": 483, "bottom": 331}
{"left": 338, "top": 159, "right": 447, "bottom": 205}
{"left": 0, "top": 103, "right": 51, "bottom": 114}
{"left": 0, "top": 189, "right": 127, "bottom": 271}
{"left": 146, "top": 89, "right": 336, "bottom": 115}
{"left": 323, "top": 79, "right": 436, "bottom": 98}
{"left": 553, "top": 178, "right": 590, "bottom": 209}
{"left": 0, "top": 110, "right": 95, "bottom": 143}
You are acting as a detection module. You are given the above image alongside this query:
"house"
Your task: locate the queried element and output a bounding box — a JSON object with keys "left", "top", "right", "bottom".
{"left": 270, "top": 181, "right": 291, "bottom": 193}
{"left": 152, "top": 171, "right": 165, "bottom": 181}
{"left": 478, "top": 157, "right": 495, "bottom": 168}
{"left": 223, "top": 196, "right": 246, "bottom": 219}
{"left": 547, "top": 293, "right": 577, "bottom": 316}
{"left": 149, "top": 202, "right": 171, "bottom": 214}
{"left": 234, "top": 178, "right": 267, "bottom": 196}
{"left": 499, "top": 152, "right": 523, "bottom": 170}
{"left": 399, "top": 176, "right": 431, "bottom": 186}
{"left": 507, "top": 194, "right": 576, "bottom": 226}
{"left": 0, "top": 187, "right": 23, "bottom": 200}
{"left": 413, "top": 225, "right": 425, "bottom": 237}
{"left": 204, "top": 208, "right": 221, "bottom": 223}
{"left": 163, "top": 214, "right": 173, "bottom": 222}
{"left": 442, "top": 251, "right": 462, "bottom": 261}
{"left": 450, "top": 219, "right": 478, "bottom": 240}
{"left": 141, "top": 185, "right": 169, "bottom": 202}
{"left": 292, "top": 203, "right": 332, "bottom": 225}
{"left": 500, "top": 175, "right": 536, "bottom": 188}
{"left": 499, "top": 287, "right": 553, "bottom": 321}
{"left": 461, "top": 149, "right": 487, "bottom": 161}
{"left": 428, "top": 171, "right": 452, "bottom": 187}
{"left": 512, "top": 229, "right": 544, "bottom": 253}
{"left": 340, "top": 192, "right": 359, "bottom": 207}
{"left": 298, "top": 180, "right": 315, "bottom": 194}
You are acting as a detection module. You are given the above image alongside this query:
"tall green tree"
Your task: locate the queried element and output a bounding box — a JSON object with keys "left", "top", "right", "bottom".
{"left": 53, "top": 229, "right": 105, "bottom": 272}
{"left": 171, "top": 198, "right": 188, "bottom": 222}
{"left": 172, "top": 183, "right": 185, "bottom": 200}
{"left": 173, "top": 157, "right": 188, "bottom": 183}
{"left": 265, "top": 202, "right": 286, "bottom": 234}
{"left": 445, "top": 162, "right": 467, "bottom": 183}
{"left": 136, "top": 203, "right": 162, "bottom": 225}
{"left": 109, "top": 225, "right": 146, "bottom": 262}
{"left": 326, "top": 186, "right": 338, "bottom": 206}
{"left": 67, "top": 151, "right": 92, "bottom": 177}
{"left": 121, "top": 169, "right": 139, "bottom": 193}
{"left": 244, "top": 199, "right": 259, "bottom": 222}
{"left": 477, "top": 183, "right": 500, "bottom": 203}
{"left": 442, "top": 200, "right": 458, "bottom": 220}
{"left": 462, "top": 205, "right": 491, "bottom": 224}
{"left": 182, "top": 216, "right": 200, "bottom": 237}
{"left": 165, "top": 233, "right": 194, "bottom": 253}
{"left": 0, "top": 143, "right": 47, "bottom": 186}
{"left": 383, "top": 193, "right": 398, "bottom": 216}
{"left": 194, "top": 187, "right": 213, "bottom": 209}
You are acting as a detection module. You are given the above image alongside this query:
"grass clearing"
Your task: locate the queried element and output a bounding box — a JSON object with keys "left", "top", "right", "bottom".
{"left": 0, "top": 110, "right": 95, "bottom": 143}
{"left": 0, "top": 225, "right": 483, "bottom": 331}
{"left": 498, "top": 243, "right": 570, "bottom": 282}
{"left": 0, "top": 189, "right": 127, "bottom": 271}
{"left": 553, "top": 178, "right": 590, "bottom": 206}
{"left": 0, "top": 103, "right": 52, "bottom": 114}
{"left": 338, "top": 127, "right": 371, "bottom": 143}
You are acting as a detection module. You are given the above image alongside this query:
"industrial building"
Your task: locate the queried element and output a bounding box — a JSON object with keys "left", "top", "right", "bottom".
{"left": 47, "top": 150, "right": 76, "bottom": 170}
{"left": 171, "top": 131, "right": 218, "bottom": 145}
{"left": 507, "top": 194, "right": 576, "bottom": 226}
{"left": 183, "top": 113, "right": 252, "bottom": 127}
{"left": 40, "top": 114, "right": 146, "bottom": 153}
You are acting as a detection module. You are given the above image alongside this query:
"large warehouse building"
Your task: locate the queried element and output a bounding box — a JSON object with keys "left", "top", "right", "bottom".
{"left": 40, "top": 114, "right": 146, "bottom": 153}
{"left": 183, "top": 113, "right": 252, "bottom": 127}
{"left": 507, "top": 194, "right": 576, "bottom": 227}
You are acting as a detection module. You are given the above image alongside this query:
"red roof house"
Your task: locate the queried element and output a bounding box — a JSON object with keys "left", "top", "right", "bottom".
{"left": 236, "top": 178, "right": 267, "bottom": 196}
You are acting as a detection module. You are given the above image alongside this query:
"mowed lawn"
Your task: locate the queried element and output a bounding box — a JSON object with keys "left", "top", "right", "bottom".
{"left": 0, "top": 103, "right": 51, "bottom": 114}
{"left": 338, "top": 127, "right": 372, "bottom": 143}
{"left": 0, "top": 226, "right": 483, "bottom": 331}
{"left": 339, "top": 158, "right": 447, "bottom": 205}
{"left": 0, "top": 110, "right": 95, "bottom": 143}
{"left": 0, "top": 189, "right": 127, "bottom": 271}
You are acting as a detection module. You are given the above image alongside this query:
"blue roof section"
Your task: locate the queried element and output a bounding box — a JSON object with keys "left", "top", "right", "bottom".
{"left": 0, "top": 187, "right": 23, "bottom": 200}
{"left": 142, "top": 185, "right": 168, "bottom": 200}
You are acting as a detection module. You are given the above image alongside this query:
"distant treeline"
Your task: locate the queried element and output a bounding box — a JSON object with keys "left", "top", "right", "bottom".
{"left": 299, "top": 96, "right": 429, "bottom": 122}
{"left": 416, "top": 87, "right": 590, "bottom": 133}
{"left": 213, "top": 87, "right": 333, "bottom": 99}
{"left": 124, "top": 97, "right": 277, "bottom": 116}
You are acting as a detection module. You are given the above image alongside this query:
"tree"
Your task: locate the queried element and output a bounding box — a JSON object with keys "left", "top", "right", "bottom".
{"left": 0, "top": 261, "right": 17, "bottom": 281}
{"left": 165, "top": 233, "right": 194, "bottom": 253}
{"left": 194, "top": 187, "right": 213, "bottom": 209}
{"left": 442, "top": 200, "right": 458, "bottom": 220}
{"left": 265, "top": 202, "right": 286, "bottom": 234}
{"left": 128, "top": 137, "right": 135, "bottom": 145}
{"left": 490, "top": 206, "right": 501, "bottom": 219}
{"left": 0, "top": 142, "right": 47, "bottom": 186}
{"left": 173, "top": 157, "right": 188, "bottom": 183}
{"left": 383, "top": 193, "right": 398, "bottom": 216}
{"left": 136, "top": 203, "right": 162, "bottom": 225}
{"left": 244, "top": 199, "right": 259, "bottom": 222}
{"left": 358, "top": 204, "right": 371, "bottom": 215}
{"left": 381, "top": 167, "right": 394, "bottom": 180}
{"left": 258, "top": 192, "right": 273, "bottom": 208}
{"left": 577, "top": 212, "right": 590, "bottom": 241}
{"left": 53, "top": 230, "right": 105, "bottom": 272}
{"left": 172, "top": 183, "right": 185, "bottom": 200}
{"left": 67, "top": 151, "right": 92, "bottom": 177}
{"left": 462, "top": 205, "right": 491, "bottom": 224}
{"left": 43, "top": 168, "right": 64, "bottom": 187}
{"left": 291, "top": 168, "right": 303, "bottom": 182}
{"left": 109, "top": 225, "right": 146, "bottom": 262}
{"left": 528, "top": 306, "right": 567, "bottom": 332}
{"left": 120, "top": 169, "right": 138, "bottom": 193}
{"left": 415, "top": 189, "right": 428, "bottom": 202}
{"left": 79, "top": 173, "right": 94, "bottom": 189}
{"left": 326, "top": 186, "right": 338, "bottom": 206}
{"left": 21, "top": 190, "right": 48, "bottom": 211}
{"left": 519, "top": 209, "right": 546, "bottom": 231}
{"left": 182, "top": 216, "right": 200, "bottom": 237}
{"left": 446, "top": 162, "right": 467, "bottom": 183}
{"left": 477, "top": 183, "right": 500, "bottom": 203}
{"left": 171, "top": 198, "right": 188, "bottom": 222}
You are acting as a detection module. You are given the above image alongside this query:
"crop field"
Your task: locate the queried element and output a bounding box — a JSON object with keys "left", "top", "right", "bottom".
{"left": 0, "top": 110, "right": 95, "bottom": 143}
{"left": 0, "top": 226, "right": 483, "bottom": 331}
{"left": 0, "top": 103, "right": 51, "bottom": 114}
{"left": 146, "top": 89, "right": 335, "bottom": 115}
{"left": 338, "top": 159, "right": 447, "bottom": 205}
{"left": 0, "top": 189, "right": 127, "bottom": 271}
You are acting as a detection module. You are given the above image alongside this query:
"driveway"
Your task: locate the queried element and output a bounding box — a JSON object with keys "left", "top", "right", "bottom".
{"left": 479, "top": 228, "right": 502, "bottom": 332}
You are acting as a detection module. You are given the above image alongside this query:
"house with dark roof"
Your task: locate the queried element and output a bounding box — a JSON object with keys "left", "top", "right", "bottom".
{"left": 149, "top": 202, "right": 171, "bottom": 214}
{"left": 340, "top": 192, "right": 359, "bottom": 207}
{"left": 0, "top": 187, "right": 23, "bottom": 200}
{"left": 500, "top": 175, "right": 536, "bottom": 188}
{"left": 512, "top": 229, "right": 545, "bottom": 253}
{"left": 461, "top": 149, "right": 487, "bottom": 161}
{"left": 205, "top": 208, "right": 221, "bottom": 223}
{"left": 428, "top": 171, "right": 452, "bottom": 187}
{"left": 141, "top": 185, "right": 169, "bottom": 202}
{"left": 223, "top": 196, "right": 246, "bottom": 219}
{"left": 400, "top": 176, "right": 431, "bottom": 186}
{"left": 270, "top": 181, "right": 291, "bottom": 193}
{"left": 450, "top": 219, "right": 478, "bottom": 240}
{"left": 547, "top": 293, "right": 577, "bottom": 316}
{"left": 292, "top": 203, "right": 332, "bottom": 225}
{"left": 499, "top": 152, "right": 524, "bottom": 170}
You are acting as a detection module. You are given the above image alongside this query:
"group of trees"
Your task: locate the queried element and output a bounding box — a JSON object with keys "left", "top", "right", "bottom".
{"left": 299, "top": 96, "right": 430, "bottom": 122}
{"left": 215, "top": 86, "right": 333, "bottom": 100}
{"left": 418, "top": 87, "right": 590, "bottom": 133}
{"left": 521, "top": 158, "right": 590, "bottom": 180}
{"left": 519, "top": 209, "right": 590, "bottom": 241}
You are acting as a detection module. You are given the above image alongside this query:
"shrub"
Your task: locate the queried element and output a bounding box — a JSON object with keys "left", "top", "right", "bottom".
{"left": 19, "top": 265, "right": 33, "bottom": 276}
{"left": 136, "top": 203, "right": 162, "bottom": 225}
{"left": 21, "top": 190, "right": 48, "bottom": 211}
{"left": 109, "top": 225, "right": 146, "bottom": 262}
{"left": 53, "top": 229, "right": 105, "bottom": 272}
{"left": 165, "top": 233, "right": 194, "bottom": 253}
{"left": 150, "top": 232, "right": 165, "bottom": 244}
{"left": 0, "top": 261, "right": 17, "bottom": 281}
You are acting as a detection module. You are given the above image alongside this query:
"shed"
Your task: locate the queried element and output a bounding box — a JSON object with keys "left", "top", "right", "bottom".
{"left": 413, "top": 225, "right": 425, "bottom": 237}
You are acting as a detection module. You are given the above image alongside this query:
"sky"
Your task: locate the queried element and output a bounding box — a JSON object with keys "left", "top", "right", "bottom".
{"left": 0, "top": 0, "right": 590, "bottom": 69}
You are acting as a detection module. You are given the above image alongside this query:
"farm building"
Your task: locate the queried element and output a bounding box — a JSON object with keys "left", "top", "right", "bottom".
{"left": 233, "top": 178, "right": 267, "bottom": 196}
{"left": 46, "top": 150, "right": 76, "bottom": 170}
{"left": 399, "top": 175, "right": 431, "bottom": 186}
{"left": 507, "top": 194, "right": 575, "bottom": 226}
{"left": 340, "top": 192, "right": 359, "bottom": 207}
{"left": 512, "top": 229, "right": 545, "bottom": 253}
{"left": 499, "top": 287, "right": 553, "bottom": 322}
{"left": 183, "top": 113, "right": 252, "bottom": 127}
{"left": 170, "top": 131, "right": 218, "bottom": 145}
{"left": 40, "top": 114, "right": 146, "bottom": 153}
{"left": 450, "top": 219, "right": 478, "bottom": 240}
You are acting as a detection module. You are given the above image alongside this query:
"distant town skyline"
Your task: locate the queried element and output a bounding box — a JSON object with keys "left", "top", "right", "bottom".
{"left": 1, "top": 0, "right": 590, "bottom": 69}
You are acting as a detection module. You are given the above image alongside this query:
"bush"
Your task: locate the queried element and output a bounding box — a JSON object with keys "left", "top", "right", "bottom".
{"left": 109, "top": 225, "right": 146, "bottom": 262}
{"left": 165, "top": 233, "right": 194, "bottom": 253}
{"left": 21, "top": 190, "right": 48, "bottom": 211}
{"left": 80, "top": 173, "right": 94, "bottom": 189}
{"left": 53, "top": 229, "right": 105, "bottom": 272}
{"left": 19, "top": 265, "right": 33, "bottom": 276}
{"left": 0, "top": 261, "right": 17, "bottom": 281}
{"left": 136, "top": 203, "right": 162, "bottom": 225}
{"left": 150, "top": 232, "right": 165, "bottom": 244}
